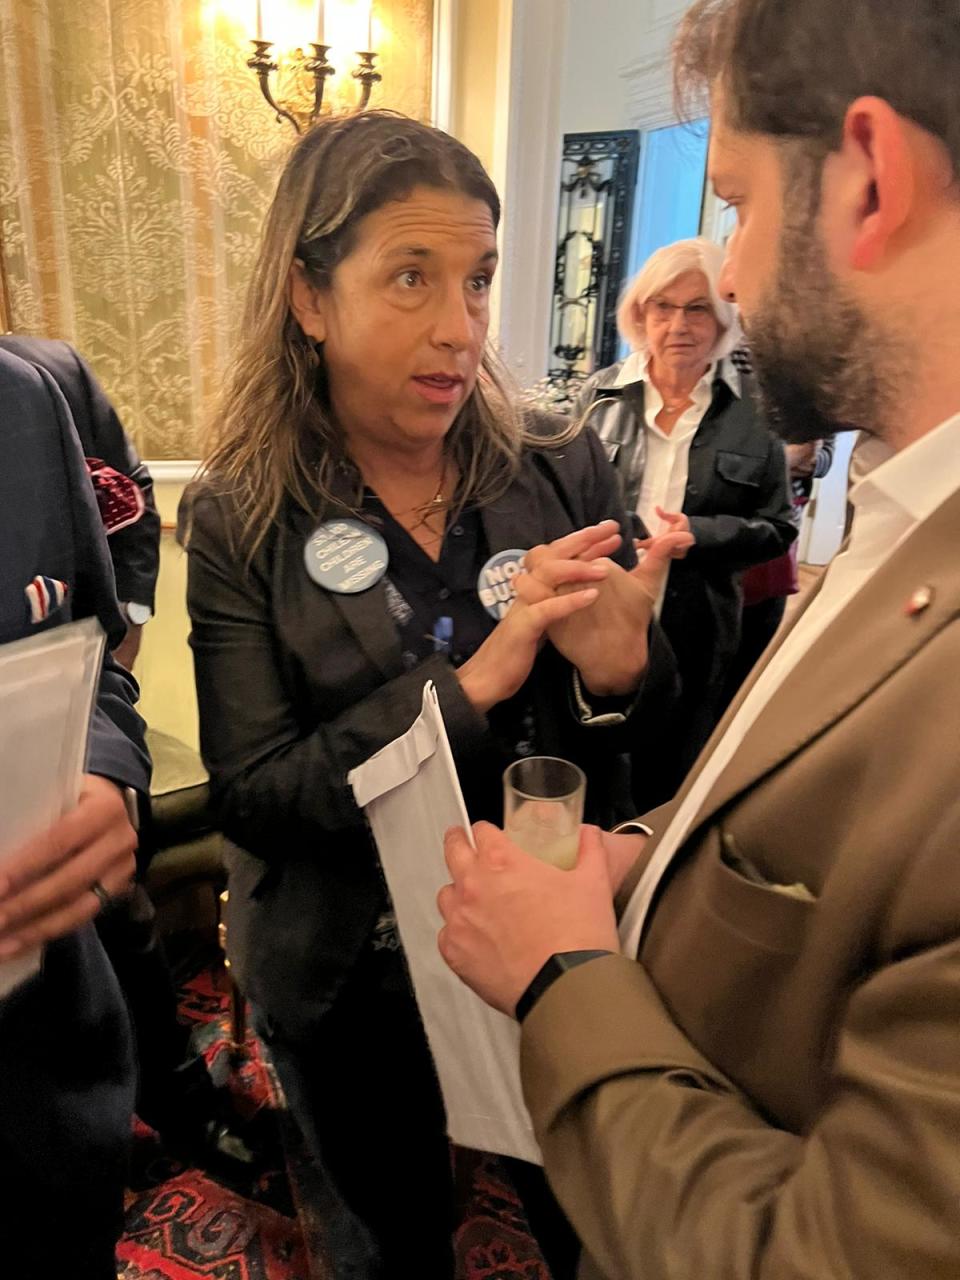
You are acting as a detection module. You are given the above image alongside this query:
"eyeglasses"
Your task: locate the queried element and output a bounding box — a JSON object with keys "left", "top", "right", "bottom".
{"left": 648, "top": 299, "right": 716, "bottom": 324}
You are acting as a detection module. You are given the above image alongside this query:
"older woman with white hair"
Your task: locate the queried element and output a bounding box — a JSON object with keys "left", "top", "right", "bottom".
{"left": 572, "top": 236, "right": 795, "bottom": 803}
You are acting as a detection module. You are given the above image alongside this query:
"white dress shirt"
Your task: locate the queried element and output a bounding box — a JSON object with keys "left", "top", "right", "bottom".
{"left": 620, "top": 412, "right": 960, "bottom": 956}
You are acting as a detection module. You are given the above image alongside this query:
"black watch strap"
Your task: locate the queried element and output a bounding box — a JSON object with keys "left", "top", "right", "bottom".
{"left": 515, "top": 949, "right": 615, "bottom": 1023}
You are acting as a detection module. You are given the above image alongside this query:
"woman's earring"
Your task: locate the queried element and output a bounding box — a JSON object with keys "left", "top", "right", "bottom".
{"left": 298, "top": 333, "right": 321, "bottom": 367}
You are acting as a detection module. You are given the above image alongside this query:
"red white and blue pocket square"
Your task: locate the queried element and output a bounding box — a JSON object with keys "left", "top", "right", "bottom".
{"left": 25, "top": 575, "right": 68, "bottom": 624}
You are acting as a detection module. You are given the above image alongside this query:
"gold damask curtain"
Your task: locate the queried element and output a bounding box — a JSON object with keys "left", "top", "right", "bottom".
{"left": 0, "top": 0, "right": 433, "bottom": 457}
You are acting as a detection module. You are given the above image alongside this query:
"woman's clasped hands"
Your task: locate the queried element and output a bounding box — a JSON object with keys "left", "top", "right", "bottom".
{"left": 519, "top": 518, "right": 692, "bottom": 696}
{"left": 457, "top": 518, "right": 693, "bottom": 714}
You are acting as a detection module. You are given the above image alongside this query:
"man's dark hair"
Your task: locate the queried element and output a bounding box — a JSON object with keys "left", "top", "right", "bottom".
{"left": 675, "top": 0, "right": 960, "bottom": 174}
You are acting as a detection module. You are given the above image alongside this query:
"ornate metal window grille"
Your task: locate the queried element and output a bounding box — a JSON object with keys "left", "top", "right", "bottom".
{"left": 544, "top": 130, "right": 640, "bottom": 408}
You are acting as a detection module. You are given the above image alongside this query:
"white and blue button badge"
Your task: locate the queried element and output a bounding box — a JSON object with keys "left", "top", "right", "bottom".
{"left": 304, "top": 519, "right": 389, "bottom": 594}
{"left": 477, "top": 548, "right": 527, "bottom": 620}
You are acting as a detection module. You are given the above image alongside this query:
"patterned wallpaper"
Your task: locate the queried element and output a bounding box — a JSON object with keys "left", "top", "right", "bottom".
{"left": 0, "top": 0, "right": 434, "bottom": 457}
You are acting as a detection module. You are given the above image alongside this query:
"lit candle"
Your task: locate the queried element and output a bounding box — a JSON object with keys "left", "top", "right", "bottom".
{"left": 316, "top": 0, "right": 324, "bottom": 44}
{"left": 255, "top": 0, "right": 262, "bottom": 40}
{"left": 365, "top": 2, "right": 373, "bottom": 50}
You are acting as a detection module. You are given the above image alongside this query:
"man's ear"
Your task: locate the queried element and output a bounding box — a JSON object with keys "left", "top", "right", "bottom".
{"left": 288, "top": 260, "right": 327, "bottom": 342}
{"left": 841, "top": 97, "right": 916, "bottom": 271}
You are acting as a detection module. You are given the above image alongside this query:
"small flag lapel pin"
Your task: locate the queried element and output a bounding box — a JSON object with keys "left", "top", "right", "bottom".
{"left": 904, "top": 585, "right": 935, "bottom": 618}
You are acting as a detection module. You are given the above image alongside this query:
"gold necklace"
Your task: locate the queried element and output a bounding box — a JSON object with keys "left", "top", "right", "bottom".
{"left": 376, "top": 460, "right": 447, "bottom": 518}
{"left": 416, "top": 459, "right": 448, "bottom": 514}
{"left": 402, "top": 461, "right": 451, "bottom": 537}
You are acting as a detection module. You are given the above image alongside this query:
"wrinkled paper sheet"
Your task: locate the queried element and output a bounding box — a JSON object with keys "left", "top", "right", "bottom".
{"left": 0, "top": 618, "right": 105, "bottom": 996}
{"left": 348, "top": 682, "right": 541, "bottom": 1165}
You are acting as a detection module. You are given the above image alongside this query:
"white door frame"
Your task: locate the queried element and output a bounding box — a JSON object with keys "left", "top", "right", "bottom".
{"left": 435, "top": 0, "right": 570, "bottom": 386}
{"left": 431, "top": 0, "right": 458, "bottom": 132}
{"left": 496, "top": 0, "right": 571, "bottom": 384}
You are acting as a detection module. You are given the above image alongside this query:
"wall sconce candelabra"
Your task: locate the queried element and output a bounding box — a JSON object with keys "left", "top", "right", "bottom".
{"left": 248, "top": 2, "right": 383, "bottom": 133}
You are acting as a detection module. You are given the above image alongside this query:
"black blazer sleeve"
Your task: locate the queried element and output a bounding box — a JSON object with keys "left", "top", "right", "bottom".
{"left": 186, "top": 492, "right": 492, "bottom": 856}
{"left": 41, "top": 365, "right": 151, "bottom": 794}
{"left": 687, "top": 435, "right": 796, "bottom": 572}
{"left": 87, "top": 654, "right": 152, "bottom": 794}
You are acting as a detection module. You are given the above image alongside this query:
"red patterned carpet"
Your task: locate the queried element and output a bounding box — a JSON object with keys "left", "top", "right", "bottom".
{"left": 118, "top": 966, "right": 551, "bottom": 1280}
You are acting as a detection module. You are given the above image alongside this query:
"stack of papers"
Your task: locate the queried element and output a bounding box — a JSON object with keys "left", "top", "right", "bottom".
{"left": 0, "top": 618, "right": 106, "bottom": 996}
{"left": 349, "top": 683, "right": 542, "bottom": 1165}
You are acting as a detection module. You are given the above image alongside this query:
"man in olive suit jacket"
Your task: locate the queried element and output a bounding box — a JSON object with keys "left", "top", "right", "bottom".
{"left": 438, "top": 3, "right": 960, "bottom": 1277}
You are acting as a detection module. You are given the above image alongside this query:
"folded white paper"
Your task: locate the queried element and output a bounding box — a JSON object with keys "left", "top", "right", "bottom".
{"left": 0, "top": 618, "right": 106, "bottom": 997}
{"left": 348, "top": 683, "right": 542, "bottom": 1165}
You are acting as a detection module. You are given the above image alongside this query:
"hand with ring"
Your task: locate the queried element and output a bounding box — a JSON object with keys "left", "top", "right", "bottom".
{"left": 90, "top": 880, "right": 113, "bottom": 910}
{"left": 0, "top": 774, "right": 137, "bottom": 958}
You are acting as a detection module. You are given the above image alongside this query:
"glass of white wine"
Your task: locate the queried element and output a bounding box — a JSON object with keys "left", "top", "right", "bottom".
{"left": 503, "top": 756, "right": 586, "bottom": 871}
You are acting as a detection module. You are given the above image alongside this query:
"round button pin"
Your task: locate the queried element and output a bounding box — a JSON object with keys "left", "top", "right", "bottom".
{"left": 304, "top": 518, "right": 389, "bottom": 595}
{"left": 477, "top": 548, "right": 527, "bottom": 620}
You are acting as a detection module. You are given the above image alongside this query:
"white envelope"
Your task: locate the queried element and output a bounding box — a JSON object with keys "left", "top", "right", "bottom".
{"left": 348, "top": 682, "right": 542, "bottom": 1165}
{"left": 0, "top": 618, "right": 106, "bottom": 996}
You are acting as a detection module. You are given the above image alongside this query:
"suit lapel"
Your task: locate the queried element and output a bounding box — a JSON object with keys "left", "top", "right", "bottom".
{"left": 620, "top": 492, "right": 960, "bottom": 910}
{"left": 689, "top": 489, "right": 960, "bottom": 832}
{"left": 327, "top": 582, "right": 404, "bottom": 681}
{"left": 480, "top": 462, "right": 550, "bottom": 555}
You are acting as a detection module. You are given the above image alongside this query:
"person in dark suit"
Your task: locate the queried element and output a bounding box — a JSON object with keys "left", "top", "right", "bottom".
{"left": 0, "top": 334, "right": 160, "bottom": 669}
{"left": 0, "top": 347, "right": 149, "bottom": 1279}
{"left": 0, "top": 334, "right": 252, "bottom": 1173}
{"left": 183, "top": 112, "right": 686, "bottom": 1279}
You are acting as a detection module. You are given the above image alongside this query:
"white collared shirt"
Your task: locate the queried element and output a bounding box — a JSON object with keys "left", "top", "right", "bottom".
{"left": 620, "top": 412, "right": 960, "bottom": 956}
